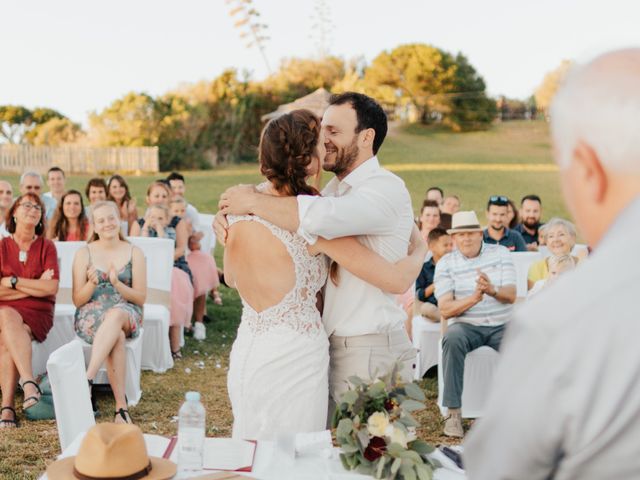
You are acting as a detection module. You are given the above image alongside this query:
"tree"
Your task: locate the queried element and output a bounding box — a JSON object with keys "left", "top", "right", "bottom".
{"left": 534, "top": 60, "right": 572, "bottom": 114}
{"left": 0, "top": 105, "right": 66, "bottom": 144}
{"left": 26, "top": 117, "right": 84, "bottom": 145}
{"left": 364, "top": 44, "right": 495, "bottom": 130}
{"left": 264, "top": 56, "right": 345, "bottom": 100}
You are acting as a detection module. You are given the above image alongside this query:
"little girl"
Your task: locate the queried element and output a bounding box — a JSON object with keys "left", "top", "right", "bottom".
{"left": 170, "top": 197, "right": 220, "bottom": 341}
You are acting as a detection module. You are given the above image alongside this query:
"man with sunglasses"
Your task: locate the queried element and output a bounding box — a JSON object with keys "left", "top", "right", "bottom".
{"left": 482, "top": 195, "right": 527, "bottom": 252}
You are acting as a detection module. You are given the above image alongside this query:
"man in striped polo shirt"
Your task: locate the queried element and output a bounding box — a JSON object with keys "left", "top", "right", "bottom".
{"left": 434, "top": 210, "right": 516, "bottom": 437}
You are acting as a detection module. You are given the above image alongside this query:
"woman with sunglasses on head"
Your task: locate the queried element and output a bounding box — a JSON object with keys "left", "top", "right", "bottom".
{"left": 107, "top": 175, "right": 138, "bottom": 236}
{"left": 0, "top": 193, "right": 59, "bottom": 428}
{"left": 47, "top": 190, "right": 91, "bottom": 241}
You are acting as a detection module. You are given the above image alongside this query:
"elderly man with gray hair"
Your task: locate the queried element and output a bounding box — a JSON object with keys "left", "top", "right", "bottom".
{"left": 465, "top": 48, "right": 640, "bottom": 479}
{"left": 19, "top": 171, "right": 56, "bottom": 221}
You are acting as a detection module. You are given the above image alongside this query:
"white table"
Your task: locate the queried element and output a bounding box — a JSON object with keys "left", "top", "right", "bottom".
{"left": 40, "top": 433, "right": 466, "bottom": 480}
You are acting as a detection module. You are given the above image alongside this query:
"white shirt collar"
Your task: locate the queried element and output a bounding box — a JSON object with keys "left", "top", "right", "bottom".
{"left": 326, "top": 156, "right": 379, "bottom": 196}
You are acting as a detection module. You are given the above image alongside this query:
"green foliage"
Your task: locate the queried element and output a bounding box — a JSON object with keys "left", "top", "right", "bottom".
{"left": 364, "top": 44, "right": 495, "bottom": 131}
{"left": 332, "top": 367, "right": 436, "bottom": 479}
{"left": 0, "top": 105, "right": 71, "bottom": 144}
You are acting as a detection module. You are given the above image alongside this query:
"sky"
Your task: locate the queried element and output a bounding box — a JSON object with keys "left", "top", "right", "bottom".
{"left": 2, "top": 0, "right": 639, "bottom": 125}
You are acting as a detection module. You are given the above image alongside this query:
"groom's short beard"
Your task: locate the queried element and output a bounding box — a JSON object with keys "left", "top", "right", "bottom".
{"left": 324, "top": 136, "right": 359, "bottom": 177}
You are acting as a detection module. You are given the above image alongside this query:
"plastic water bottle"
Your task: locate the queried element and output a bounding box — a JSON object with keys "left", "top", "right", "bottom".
{"left": 178, "top": 391, "right": 206, "bottom": 472}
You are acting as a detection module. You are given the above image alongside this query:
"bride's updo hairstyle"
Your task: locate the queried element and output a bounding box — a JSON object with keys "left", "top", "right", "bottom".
{"left": 259, "top": 109, "right": 321, "bottom": 197}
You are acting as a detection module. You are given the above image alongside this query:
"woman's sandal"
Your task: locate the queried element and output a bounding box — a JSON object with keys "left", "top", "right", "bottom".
{"left": 114, "top": 408, "right": 133, "bottom": 424}
{"left": 21, "top": 380, "right": 42, "bottom": 410}
{"left": 0, "top": 406, "right": 18, "bottom": 428}
{"left": 171, "top": 349, "right": 183, "bottom": 360}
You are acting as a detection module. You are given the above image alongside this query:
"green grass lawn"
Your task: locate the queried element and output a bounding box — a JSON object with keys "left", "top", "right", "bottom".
{"left": 0, "top": 120, "right": 568, "bottom": 478}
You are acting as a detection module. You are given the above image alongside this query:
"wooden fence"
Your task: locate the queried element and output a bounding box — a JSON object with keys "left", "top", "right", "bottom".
{"left": 0, "top": 145, "right": 159, "bottom": 174}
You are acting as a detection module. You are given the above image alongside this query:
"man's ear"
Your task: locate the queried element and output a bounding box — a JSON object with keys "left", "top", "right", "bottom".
{"left": 359, "top": 128, "right": 375, "bottom": 149}
{"left": 573, "top": 141, "right": 607, "bottom": 204}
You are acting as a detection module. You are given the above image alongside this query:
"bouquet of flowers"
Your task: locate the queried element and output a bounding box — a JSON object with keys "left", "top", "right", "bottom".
{"left": 332, "top": 366, "right": 438, "bottom": 480}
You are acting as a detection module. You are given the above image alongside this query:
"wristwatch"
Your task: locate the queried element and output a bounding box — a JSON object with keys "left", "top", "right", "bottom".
{"left": 10, "top": 276, "right": 18, "bottom": 289}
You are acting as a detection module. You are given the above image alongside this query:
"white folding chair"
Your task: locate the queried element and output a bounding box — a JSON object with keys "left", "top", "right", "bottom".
{"left": 128, "top": 237, "right": 174, "bottom": 373}
{"left": 31, "top": 241, "right": 87, "bottom": 376}
{"left": 511, "top": 251, "right": 543, "bottom": 298}
{"left": 46, "top": 340, "right": 95, "bottom": 451}
{"left": 197, "top": 212, "right": 216, "bottom": 256}
{"left": 411, "top": 315, "right": 441, "bottom": 379}
{"left": 78, "top": 328, "right": 145, "bottom": 407}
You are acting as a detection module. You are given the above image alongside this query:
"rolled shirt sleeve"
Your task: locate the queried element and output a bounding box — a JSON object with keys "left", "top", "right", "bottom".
{"left": 296, "top": 179, "right": 404, "bottom": 244}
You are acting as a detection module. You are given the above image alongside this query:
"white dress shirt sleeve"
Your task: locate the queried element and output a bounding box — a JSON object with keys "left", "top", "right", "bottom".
{"left": 295, "top": 178, "right": 405, "bottom": 245}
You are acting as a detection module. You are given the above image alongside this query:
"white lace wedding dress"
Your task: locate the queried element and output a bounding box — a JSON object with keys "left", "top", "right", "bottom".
{"left": 226, "top": 213, "right": 329, "bottom": 441}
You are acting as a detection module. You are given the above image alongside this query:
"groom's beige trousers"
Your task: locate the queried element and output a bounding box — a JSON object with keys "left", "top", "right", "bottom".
{"left": 328, "top": 329, "right": 416, "bottom": 420}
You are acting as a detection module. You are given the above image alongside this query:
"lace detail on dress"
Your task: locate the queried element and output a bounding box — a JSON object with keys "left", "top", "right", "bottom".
{"left": 228, "top": 213, "right": 328, "bottom": 336}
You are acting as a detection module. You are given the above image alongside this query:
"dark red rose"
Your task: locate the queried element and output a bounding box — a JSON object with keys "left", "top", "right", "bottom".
{"left": 384, "top": 399, "right": 394, "bottom": 411}
{"left": 363, "top": 436, "right": 387, "bottom": 461}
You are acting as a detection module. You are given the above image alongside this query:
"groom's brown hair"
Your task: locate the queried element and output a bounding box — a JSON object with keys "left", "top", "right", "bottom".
{"left": 259, "top": 109, "right": 322, "bottom": 197}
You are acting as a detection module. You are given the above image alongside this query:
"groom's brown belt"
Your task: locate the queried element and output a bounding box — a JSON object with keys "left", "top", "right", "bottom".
{"left": 329, "top": 330, "right": 409, "bottom": 348}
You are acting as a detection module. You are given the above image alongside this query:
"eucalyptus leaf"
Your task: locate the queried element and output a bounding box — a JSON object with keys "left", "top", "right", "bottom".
{"left": 341, "top": 444, "right": 360, "bottom": 454}
{"left": 357, "top": 464, "right": 374, "bottom": 475}
{"left": 416, "top": 463, "right": 434, "bottom": 480}
{"left": 399, "top": 463, "right": 417, "bottom": 480}
{"left": 368, "top": 381, "right": 387, "bottom": 397}
{"left": 348, "top": 375, "right": 365, "bottom": 387}
{"left": 398, "top": 415, "right": 420, "bottom": 428}
{"left": 387, "top": 442, "right": 405, "bottom": 457}
{"left": 401, "top": 399, "right": 426, "bottom": 412}
{"left": 410, "top": 439, "right": 435, "bottom": 455}
{"left": 340, "top": 453, "right": 351, "bottom": 471}
{"left": 376, "top": 456, "right": 387, "bottom": 478}
{"left": 337, "top": 418, "right": 353, "bottom": 437}
{"left": 391, "top": 457, "right": 402, "bottom": 475}
{"left": 404, "top": 382, "right": 426, "bottom": 402}
{"left": 357, "top": 428, "right": 370, "bottom": 449}
{"left": 399, "top": 449, "right": 424, "bottom": 464}
{"left": 341, "top": 390, "right": 359, "bottom": 406}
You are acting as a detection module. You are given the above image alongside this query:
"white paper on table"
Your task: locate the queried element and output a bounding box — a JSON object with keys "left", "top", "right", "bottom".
{"left": 202, "top": 438, "right": 256, "bottom": 471}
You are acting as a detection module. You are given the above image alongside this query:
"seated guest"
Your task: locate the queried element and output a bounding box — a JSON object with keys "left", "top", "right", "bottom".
{"left": 130, "top": 181, "right": 193, "bottom": 358}
{"left": 47, "top": 190, "right": 91, "bottom": 241}
{"left": 435, "top": 210, "right": 516, "bottom": 437}
{"left": 73, "top": 201, "right": 145, "bottom": 424}
{"left": 0, "top": 193, "right": 59, "bottom": 428}
{"left": 528, "top": 254, "right": 576, "bottom": 296}
{"left": 419, "top": 200, "right": 442, "bottom": 245}
{"left": 483, "top": 195, "right": 527, "bottom": 251}
{"left": 527, "top": 217, "right": 579, "bottom": 290}
{"left": 0, "top": 180, "right": 13, "bottom": 237}
{"left": 19, "top": 171, "right": 56, "bottom": 222}
{"left": 515, "top": 194, "right": 544, "bottom": 251}
{"left": 170, "top": 197, "right": 219, "bottom": 340}
{"left": 413, "top": 228, "right": 453, "bottom": 325}
{"left": 442, "top": 195, "right": 461, "bottom": 215}
{"left": 107, "top": 175, "right": 138, "bottom": 236}
{"left": 167, "top": 171, "right": 224, "bottom": 308}
{"left": 84, "top": 177, "right": 108, "bottom": 219}
{"left": 43, "top": 167, "right": 66, "bottom": 214}
{"left": 505, "top": 198, "right": 519, "bottom": 230}
{"left": 425, "top": 186, "right": 444, "bottom": 206}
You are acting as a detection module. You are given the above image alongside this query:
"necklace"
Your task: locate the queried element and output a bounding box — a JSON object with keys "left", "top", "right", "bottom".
{"left": 12, "top": 234, "right": 35, "bottom": 263}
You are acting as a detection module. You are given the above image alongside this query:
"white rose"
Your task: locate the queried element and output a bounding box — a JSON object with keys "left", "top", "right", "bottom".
{"left": 388, "top": 426, "right": 408, "bottom": 448}
{"left": 367, "top": 412, "right": 389, "bottom": 437}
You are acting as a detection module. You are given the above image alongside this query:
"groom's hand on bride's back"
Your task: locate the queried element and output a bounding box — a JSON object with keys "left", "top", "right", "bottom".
{"left": 215, "top": 184, "right": 259, "bottom": 246}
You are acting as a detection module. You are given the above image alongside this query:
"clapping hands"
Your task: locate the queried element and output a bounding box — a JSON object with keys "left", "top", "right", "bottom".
{"left": 108, "top": 263, "right": 119, "bottom": 287}
{"left": 475, "top": 269, "right": 496, "bottom": 297}
{"left": 87, "top": 265, "right": 99, "bottom": 285}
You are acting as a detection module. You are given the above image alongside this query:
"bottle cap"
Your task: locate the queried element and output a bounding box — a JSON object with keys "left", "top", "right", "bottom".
{"left": 185, "top": 391, "right": 200, "bottom": 402}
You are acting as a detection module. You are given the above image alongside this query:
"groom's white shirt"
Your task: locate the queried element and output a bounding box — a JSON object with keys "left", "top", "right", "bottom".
{"left": 296, "top": 156, "right": 414, "bottom": 336}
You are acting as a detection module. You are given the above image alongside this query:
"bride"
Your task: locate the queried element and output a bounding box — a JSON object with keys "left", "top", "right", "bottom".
{"left": 224, "top": 109, "right": 425, "bottom": 440}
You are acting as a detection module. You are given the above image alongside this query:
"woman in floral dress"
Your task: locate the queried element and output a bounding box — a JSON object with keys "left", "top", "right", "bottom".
{"left": 73, "top": 201, "right": 146, "bottom": 424}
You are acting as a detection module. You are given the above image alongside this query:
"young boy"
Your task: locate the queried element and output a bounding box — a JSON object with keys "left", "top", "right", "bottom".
{"left": 414, "top": 227, "right": 453, "bottom": 322}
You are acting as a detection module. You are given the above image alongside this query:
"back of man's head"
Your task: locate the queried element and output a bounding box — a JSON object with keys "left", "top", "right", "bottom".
{"left": 551, "top": 49, "right": 640, "bottom": 174}
{"left": 329, "top": 92, "right": 388, "bottom": 155}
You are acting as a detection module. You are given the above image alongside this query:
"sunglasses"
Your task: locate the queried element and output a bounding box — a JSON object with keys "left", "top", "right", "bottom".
{"left": 488, "top": 195, "right": 509, "bottom": 206}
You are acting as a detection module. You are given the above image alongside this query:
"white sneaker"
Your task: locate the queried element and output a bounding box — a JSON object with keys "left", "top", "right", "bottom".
{"left": 193, "top": 322, "right": 206, "bottom": 341}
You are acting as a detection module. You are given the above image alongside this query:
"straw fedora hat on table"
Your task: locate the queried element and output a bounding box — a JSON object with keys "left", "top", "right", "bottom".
{"left": 47, "top": 423, "right": 176, "bottom": 480}
{"left": 447, "top": 211, "right": 483, "bottom": 234}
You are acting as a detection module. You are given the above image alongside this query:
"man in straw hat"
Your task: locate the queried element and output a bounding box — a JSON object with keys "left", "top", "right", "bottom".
{"left": 434, "top": 210, "right": 516, "bottom": 437}
{"left": 465, "top": 49, "right": 640, "bottom": 479}
{"left": 47, "top": 423, "right": 176, "bottom": 479}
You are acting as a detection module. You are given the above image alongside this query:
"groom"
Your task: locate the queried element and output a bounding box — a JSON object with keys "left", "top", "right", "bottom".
{"left": 217, "top": 92, "right": 417, "bottom": 411}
